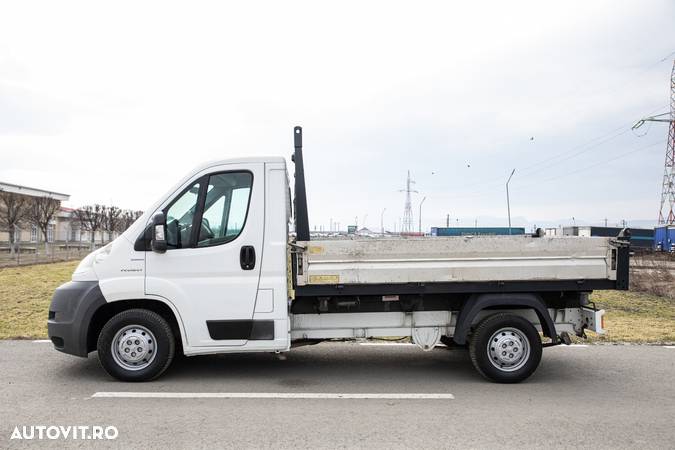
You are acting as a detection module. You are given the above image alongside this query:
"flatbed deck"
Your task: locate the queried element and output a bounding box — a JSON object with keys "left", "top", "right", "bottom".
{"left": 294, "top": 235, "right": 628, "bottom": 296}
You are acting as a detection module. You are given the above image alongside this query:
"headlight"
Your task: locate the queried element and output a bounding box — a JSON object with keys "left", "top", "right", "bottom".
{"left": 73, "top": 244, "right": 111, "bottom": 281}
{"left": 74, "top": 252, "right": 96, "bottom": 275}
{"left": 94, "top": 243, "right": 113, "bottom": 264}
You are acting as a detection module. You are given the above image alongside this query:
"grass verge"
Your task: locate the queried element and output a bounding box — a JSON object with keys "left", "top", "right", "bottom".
{"left": 0, "top": 261, "right": 78, "bottom": 339}
{"left": 0, "top": 261, "right": 674, "bottom": 343}
{"left": 585, "top": 290, "right": 675, "bottom": 344}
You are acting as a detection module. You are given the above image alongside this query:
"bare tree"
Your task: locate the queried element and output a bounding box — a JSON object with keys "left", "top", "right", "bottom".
{"left": 120, "top": 209, "right": 144, "bottom": 231}
{"left": 74, "top": 204, "right": 106, "bottom": 249}
{"left": 26, "top": 196, "right": 61, "bottom": 255}
{"left": 104, "top": 206, "right": 122, "bottom": 242}
{"left": 120, "top": 210, "right": 134, "bottom": 231}
{"left": 0, "top": 190, "right": 29, "bottom": 255}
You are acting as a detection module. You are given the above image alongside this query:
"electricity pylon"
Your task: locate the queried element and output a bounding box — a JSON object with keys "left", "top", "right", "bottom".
{"left": 633, "top": 60, "right": 675, "bottom": 224}
{"left": 399, "top": 171, "right": 418, "bottom": 232}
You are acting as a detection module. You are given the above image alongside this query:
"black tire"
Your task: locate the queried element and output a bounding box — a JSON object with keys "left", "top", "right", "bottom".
{"left": 468, "top": 313, "right": 542, "bottom": 383}
{"left": 97, "top": 309, "right": 175, "bottom": 382}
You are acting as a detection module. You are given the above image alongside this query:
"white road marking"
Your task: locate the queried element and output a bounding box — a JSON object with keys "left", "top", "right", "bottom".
{"left": 92, "top": 392, "right": 454, "bottom": 400}
{"left": 664, "top": 346, "right": 675, "bottom": 349}
{"left": 32, "top": 340, "right": 51, "bottom": 343}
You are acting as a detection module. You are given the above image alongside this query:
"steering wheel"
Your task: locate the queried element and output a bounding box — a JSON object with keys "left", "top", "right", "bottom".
{"left": 199, "top": 217, "right": 215, "bottom": 241}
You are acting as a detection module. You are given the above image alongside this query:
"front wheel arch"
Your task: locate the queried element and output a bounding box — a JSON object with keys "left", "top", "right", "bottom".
{"left": 87, "top": 299, "right": 183, "bottom": 355}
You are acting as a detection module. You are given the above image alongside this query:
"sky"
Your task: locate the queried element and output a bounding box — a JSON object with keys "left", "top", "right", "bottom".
{"left": 1, "top": 0, "right": 674, "bottom": 232}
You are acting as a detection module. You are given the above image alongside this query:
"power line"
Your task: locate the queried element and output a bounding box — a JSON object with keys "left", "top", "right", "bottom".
{"left": 517, "top": 105, "right": 667, "bottom": 177}
{"left": 446, "top": 105, "right": 665, "bottom": 195}
{"left": 652, "top": 50, "right": 675, "bottom": 66}
{"left": 514, "top": 140, "right": 664, "bottom": 189}
{"left": 558, "top": 50, "right": 675, "bottom": 109}
{"left": 517, "top": 128, "right": 632, "bottom": 176}
{"left": 451, "top": 52, "right": 675, "bottom": 190}
{"left": 432, "top": 139, "right": 664, "bottom": 201}
{"left": 425, "top": 53, "right": 674, "bottom": 203}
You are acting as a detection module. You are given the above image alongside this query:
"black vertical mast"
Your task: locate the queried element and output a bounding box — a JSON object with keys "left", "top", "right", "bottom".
{"left": 293, "top": 126, "right": 310, "bottom": 241}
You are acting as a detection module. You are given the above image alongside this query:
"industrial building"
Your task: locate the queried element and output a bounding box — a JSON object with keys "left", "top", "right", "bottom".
{"left": 0, "top": 181, "right": 110, "bottom": 251}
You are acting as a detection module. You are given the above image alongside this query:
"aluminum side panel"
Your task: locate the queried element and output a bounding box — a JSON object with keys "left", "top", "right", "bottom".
{"left": 297, "top": 236, "right": 615, "bottom": 285}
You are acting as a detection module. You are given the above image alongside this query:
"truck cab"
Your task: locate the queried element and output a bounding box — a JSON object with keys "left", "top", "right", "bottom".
{"left": 49, "top": 157, "right": 293, "bottom": 378}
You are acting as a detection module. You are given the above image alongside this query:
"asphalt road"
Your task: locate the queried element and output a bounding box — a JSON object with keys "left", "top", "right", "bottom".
{"left": 0, "top": 341, "right": 674, "bottom": 449}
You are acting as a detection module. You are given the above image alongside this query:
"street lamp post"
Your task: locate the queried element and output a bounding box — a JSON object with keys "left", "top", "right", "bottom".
{"left": 506, "top": 168, "right": 516, "bottom": 235}
{"left": 380, "top": 208, "right": 386, "bottom": 235}
{"left": 418, "top": 197, "right": 426, "bottom": 233}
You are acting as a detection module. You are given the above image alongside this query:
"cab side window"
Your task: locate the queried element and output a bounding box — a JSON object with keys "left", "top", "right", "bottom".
{"left": 165, "top": 181, "right": 201, "bottom": 249}
{"left": 162, "top": 171, "right": 253, "bottom": 250}
{"left": 197, "top": 172, "right": 253, "bottom": 247}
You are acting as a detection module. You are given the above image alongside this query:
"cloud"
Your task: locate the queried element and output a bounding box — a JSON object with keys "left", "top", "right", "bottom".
{"left": 0, "top": 0, "right": 673, "bottom": 228}
{"left": 0, "top": 83, "right": 70, "bottom": 135}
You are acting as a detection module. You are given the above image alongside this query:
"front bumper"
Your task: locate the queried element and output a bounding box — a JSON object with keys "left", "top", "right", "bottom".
{"left": 47, "top": 281, "right": 106, "bottom": 357}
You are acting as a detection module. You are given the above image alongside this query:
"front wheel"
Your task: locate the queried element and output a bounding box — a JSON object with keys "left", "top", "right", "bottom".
{"left": 97, "top": 309, "right": 175, "bottom": 382}
{"left": 469, "top": 313, "right": 542, "bottom": 383}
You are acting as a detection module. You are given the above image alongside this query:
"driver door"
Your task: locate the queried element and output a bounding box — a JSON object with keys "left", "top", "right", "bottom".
{"left": 145, "top": 162, "right": 264, "bottom": 347}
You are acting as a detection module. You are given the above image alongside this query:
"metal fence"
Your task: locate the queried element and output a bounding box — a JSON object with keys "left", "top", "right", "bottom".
{"left": 0, "top": 244, "right": 97, "bottom": 267}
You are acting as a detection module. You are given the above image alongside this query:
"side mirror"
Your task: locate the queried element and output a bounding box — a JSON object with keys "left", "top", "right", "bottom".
{"left": 151, "top": 212, "right": 168, "bottom": 254}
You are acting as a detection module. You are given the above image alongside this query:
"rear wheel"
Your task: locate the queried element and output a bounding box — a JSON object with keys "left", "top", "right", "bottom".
{"left": 97, "top": 309, "right": 175, "bottom": 382}
{"left": 469, "top": 313, "right": 542, "bottom": 383}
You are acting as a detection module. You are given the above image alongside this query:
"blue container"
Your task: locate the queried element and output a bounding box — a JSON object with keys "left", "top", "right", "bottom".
{"left": 430, "top": 227, "right": 526, "bottom": 237}
{"left": 654, "top": 225, "right": 675, "bottom": 252}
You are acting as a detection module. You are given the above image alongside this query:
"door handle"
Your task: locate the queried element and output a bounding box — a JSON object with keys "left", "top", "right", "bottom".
{"left": 240, "top": 245, "right": 256, "bottom": 270}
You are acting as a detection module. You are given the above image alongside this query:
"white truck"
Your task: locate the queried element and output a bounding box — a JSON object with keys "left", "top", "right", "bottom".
{"left": 48, "top": 127, "right": 630, "bottom": 383}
